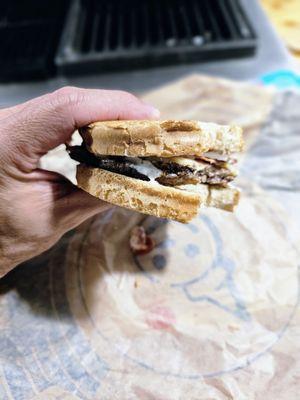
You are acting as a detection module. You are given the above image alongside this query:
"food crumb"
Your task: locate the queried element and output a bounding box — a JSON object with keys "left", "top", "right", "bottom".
{"left": 129, "top": 226, "right": 155, "bottom": 255}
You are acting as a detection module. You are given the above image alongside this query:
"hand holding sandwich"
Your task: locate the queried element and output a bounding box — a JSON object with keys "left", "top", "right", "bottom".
{"left": 0, "top": 87, "right": 159, "bottom": 278}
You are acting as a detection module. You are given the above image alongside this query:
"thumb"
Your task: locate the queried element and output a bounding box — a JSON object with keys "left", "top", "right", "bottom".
{"left": 2, "top": 87, "right": 159, "bottom": 173}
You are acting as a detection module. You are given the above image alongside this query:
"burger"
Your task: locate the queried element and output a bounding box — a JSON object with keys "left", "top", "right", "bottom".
{"left": 68, "top": 120, "right": 243, "bottom": 223}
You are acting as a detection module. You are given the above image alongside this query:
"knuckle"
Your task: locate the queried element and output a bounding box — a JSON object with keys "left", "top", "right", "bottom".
{"left": 54, "top": 86, "right": 77, "bottom": 98}
{"left": 51, "top": 86, "right": 81, "bottom": 108}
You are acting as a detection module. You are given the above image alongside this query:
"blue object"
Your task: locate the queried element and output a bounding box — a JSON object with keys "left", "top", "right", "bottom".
{"left": 184, "top": 244, "right": 200, "bottom": 258}
{"left": 152, "top": 254, "right": 167, "bottom": 270}
{"left": 261, "top": 70, "right": 300, "bottom": 89}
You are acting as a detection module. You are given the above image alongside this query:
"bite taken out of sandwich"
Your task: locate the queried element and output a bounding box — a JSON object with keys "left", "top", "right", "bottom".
{"left": 68, "top": 120, "right": 244, "bottom": 223}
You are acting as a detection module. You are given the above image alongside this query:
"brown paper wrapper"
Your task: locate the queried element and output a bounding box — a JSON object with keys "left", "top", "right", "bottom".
{"left": 1, "top": 75, "right": 300, "bottom": 399}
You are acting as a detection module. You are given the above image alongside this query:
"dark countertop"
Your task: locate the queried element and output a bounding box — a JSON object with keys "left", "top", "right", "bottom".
{"left": 0, "top": 0, "right": 293, "bottom": 108}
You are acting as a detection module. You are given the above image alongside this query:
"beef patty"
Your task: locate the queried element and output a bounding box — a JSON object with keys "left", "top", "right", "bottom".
{"left": 68, "top": 145, "right": 235, "bottom": 187}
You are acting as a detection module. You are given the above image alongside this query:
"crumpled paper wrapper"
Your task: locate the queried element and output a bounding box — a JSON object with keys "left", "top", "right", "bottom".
{"left": 1, "top": 75, "right": 300, "bottom": 400}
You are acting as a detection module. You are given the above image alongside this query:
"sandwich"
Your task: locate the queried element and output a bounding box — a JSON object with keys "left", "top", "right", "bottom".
{"left": 68, "top": 120, "right": 243, "bottom": 223}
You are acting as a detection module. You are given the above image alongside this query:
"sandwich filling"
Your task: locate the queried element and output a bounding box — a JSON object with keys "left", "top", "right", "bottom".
{"left": 68, "top": 145, "right": 237, "bottom": 188}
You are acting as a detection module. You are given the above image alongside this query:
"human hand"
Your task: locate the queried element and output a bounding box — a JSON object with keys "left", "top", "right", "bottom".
{"left": 0, "top": 87, "right": 159, "bottom": 277}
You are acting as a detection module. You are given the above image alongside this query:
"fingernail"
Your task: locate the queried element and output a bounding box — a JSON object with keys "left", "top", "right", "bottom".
{"left": 140, "top": 98, "right": 160, "bottom": 117}
{"left": 145, "top": 105, "right": 160, "bottom": 119}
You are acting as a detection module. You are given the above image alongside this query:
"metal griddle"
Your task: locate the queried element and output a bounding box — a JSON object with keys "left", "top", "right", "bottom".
{"left": 56, "top": 0, "right": 257, "bottom": 75}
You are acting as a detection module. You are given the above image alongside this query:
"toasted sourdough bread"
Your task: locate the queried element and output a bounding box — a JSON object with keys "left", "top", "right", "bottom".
{"left": 77, "top": 165, "right": 240, "bottom": 223}
{"left": 79, "top": 120, "right": 243, "bottom": 157}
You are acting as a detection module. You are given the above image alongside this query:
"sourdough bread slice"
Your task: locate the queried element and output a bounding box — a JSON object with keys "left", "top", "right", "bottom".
{"left": 77, "top": 165, "right": 239, "bottom": 223}
{"left": 79, "top": 120, "right": 243, "bottom": 158}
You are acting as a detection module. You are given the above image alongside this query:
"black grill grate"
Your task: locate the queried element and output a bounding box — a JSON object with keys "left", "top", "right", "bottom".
{"left": 0, "top": 0, "right": 69, "bottom": 81}
{"left": 56, "top": 0, "right": 257, "bottom": 75}
{"left": 0, "top": 0, "right": 257, "bottom": 81}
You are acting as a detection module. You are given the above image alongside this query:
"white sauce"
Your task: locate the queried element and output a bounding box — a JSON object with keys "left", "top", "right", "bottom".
{"left": 130, "top": 158, "right": 162, "bottom": 182}
{"left": 125, "top": 153, "right": 235, "bottom": 183}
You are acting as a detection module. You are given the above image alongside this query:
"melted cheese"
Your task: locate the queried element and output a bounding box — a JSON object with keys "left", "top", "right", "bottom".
{"left": 160, "top": 156, "right": 237, "bottom": 175}
{"left": 204, "top": 152, "right": 229, "bottom": 161}
{"left": 165, "top": 157, "right": 208, "bottom": 171}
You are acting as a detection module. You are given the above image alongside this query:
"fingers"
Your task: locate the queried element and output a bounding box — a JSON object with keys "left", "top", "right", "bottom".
{"left": 2, "top": 87, "right": 160, "bottom": 171}
{"left": 10, "top": 168, "right": 111, "bottom": 236}
{"left": 54, "top": 184, "right": 112, "bottom": 233}
{"left": 24, "top": 168, "right": 111, "bottom": 234}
